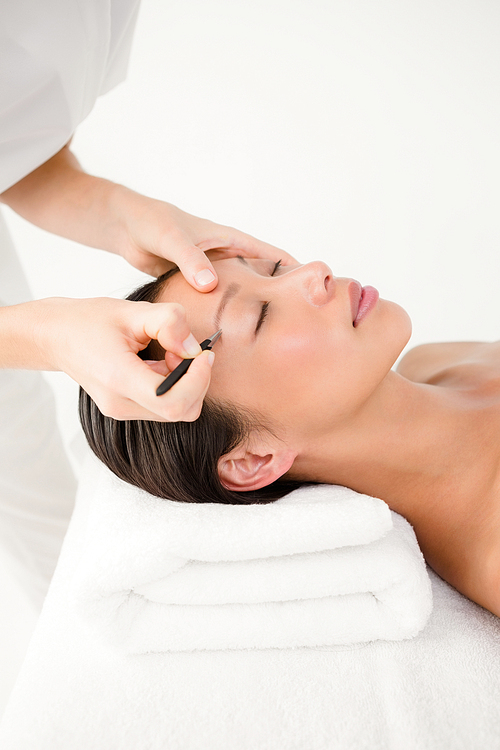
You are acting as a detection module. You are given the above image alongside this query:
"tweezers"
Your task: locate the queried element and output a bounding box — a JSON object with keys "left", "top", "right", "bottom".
{"left": 156, "top": 329, "right": 222, "bottom": 396}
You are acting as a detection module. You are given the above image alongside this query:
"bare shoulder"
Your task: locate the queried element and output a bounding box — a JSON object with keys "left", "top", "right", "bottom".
{"left": 464, "top": 531, "right": 500, "bottom": 619}
{"left": 396, "top": 341, "right": 498, "bottom": 385}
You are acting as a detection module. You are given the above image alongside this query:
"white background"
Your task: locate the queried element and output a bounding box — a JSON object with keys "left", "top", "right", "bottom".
{"left": 2, "top": 0, "right": 500, "bottom": 714}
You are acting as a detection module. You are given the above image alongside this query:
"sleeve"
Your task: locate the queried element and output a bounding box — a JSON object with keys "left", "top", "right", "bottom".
{"left": 100, "top": 0, "right": 141, "bottom": 95}
{"left": 0, "top": 34, "right": 74, "bottom": 194}
{"left": 0, "top": 0, "right": 141, "bottom": 194}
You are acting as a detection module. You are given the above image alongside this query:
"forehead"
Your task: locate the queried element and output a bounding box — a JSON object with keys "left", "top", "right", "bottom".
{"left": 157, "top": 257, "right": 268, "bottom": 340}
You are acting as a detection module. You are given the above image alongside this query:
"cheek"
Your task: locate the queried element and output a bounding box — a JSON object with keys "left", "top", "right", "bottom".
{"left": 210, "top": 329, "right": 360, "bottom": 422}
{"left": 261, "top": 333, "right": 368, "bottom": 428}
{"left": 207, "top": 305, "right": 408, "bottom": 425}
{"left": 207, "top": 333, "right": 317, "bottom": 412}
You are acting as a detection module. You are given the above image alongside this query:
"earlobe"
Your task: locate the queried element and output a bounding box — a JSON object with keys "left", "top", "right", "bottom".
{"left": 218, "top": 448, "right": 296, "bottom": 492}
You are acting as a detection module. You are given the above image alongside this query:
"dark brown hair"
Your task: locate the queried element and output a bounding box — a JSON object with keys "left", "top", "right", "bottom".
{"left": 78, "top": 269, "right": 302, "bottom": 504}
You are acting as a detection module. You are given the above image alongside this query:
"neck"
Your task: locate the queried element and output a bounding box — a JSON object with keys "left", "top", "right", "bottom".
{"left": 293, "top": 371, "right": 485, "bottom": 522}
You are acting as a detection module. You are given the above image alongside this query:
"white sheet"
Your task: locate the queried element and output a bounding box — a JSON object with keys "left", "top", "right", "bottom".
{"left": 1, "top": 454, "right": 499, "bottom": 750}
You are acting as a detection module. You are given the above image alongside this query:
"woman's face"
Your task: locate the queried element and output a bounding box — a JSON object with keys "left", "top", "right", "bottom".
{"left": 158, "top": 258, "right": 411, "bottom": 440}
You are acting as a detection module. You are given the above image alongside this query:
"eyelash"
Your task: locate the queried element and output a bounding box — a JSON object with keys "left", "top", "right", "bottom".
{"left": 255, "top": 259, "right": 282, "bottom": 333}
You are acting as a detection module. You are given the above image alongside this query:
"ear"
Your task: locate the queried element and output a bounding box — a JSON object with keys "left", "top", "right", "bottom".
{"left": 218, "top": 445, "right": 297, "bottom": 492}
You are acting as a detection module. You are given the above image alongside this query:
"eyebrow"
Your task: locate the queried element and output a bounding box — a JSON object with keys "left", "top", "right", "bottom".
{"left": 213, "top": 282, "right": 242, "bottom": 332}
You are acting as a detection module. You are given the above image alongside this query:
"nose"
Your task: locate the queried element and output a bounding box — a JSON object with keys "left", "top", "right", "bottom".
{"left": 281, "top": 261, "right": 335, "bottom": 307}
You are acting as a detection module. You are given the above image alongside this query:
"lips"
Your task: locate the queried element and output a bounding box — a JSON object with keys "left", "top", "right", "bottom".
{"left": 353, "top": 285, "right": 379, "bottom": 327}
{"left": 348, "top": 281, "right": 363, "bottom": 323}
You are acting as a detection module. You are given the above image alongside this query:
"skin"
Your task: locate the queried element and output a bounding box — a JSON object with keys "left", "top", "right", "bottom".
{"left": 1, "top": 143, "right": 295, "bottom": 420}
{"left": 157, "top": 257, "right": 500, "bottom": 619}
{"left": 159, "top": 256, "right": 411, "bottom": 435}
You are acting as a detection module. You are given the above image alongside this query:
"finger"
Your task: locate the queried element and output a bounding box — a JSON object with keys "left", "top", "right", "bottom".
{"left": 154, "top": 349, "right": 214, "bottom": 420}
{"left": 136, "top": 302, "right": 202, "bottom": 359}
{"left": 143, "top": 359, "right": 169, "bottom": 376}
{"left": 198, "top": 230, "right": 298, "bottom": 265}
{"left": 169, "top": 242, "right": 219, "bottom": 292}
{"left": 143, "top": 353, "right": 183, "bottom": 378}
{"left": 101, "top": 350, "right": 214, "bottom": 422}
{"left": 232, "top": 236, "right": 298, "bottom": 265}
{"left": 164, "top": 351, "right": 183, "bottom": 371}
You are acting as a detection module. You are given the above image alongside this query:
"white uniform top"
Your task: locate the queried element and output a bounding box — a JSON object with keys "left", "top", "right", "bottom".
{"left": 0, "top": 0, "right": 140, "bottom": 614}
{"left": 0, "top": 0, "right": 141, "bottom": 194}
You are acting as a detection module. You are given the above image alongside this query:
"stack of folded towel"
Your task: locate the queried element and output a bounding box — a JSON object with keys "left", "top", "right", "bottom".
{"left": 69, "top": 467, "right": 432, "bottom": 653}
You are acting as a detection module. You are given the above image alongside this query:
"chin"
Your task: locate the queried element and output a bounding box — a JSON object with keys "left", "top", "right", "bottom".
{"left": 379, "top": 300, "right": 412, "bottom": 366}
{"left": 399, "top": 307, "right": 412, "bottom": 346}
{"left": 385, "top": 299, "right": 412, "bottom": 341}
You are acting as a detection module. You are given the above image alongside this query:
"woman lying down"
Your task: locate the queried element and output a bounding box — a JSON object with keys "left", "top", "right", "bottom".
{"left": 79, "top": 256, "right": 500, "bottom": 619}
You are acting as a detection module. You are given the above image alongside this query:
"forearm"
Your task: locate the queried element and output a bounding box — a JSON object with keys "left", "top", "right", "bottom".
{"left": 0, "top": 145, "right": 132, "bottom": 255}
{"left": 0, "top": 300, "right": 59, "bottom": 371}
{"left": 0, "top": 142, "right": 296, "bottom": 283}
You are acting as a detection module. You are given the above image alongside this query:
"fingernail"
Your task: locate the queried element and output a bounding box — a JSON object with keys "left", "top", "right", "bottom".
{"left": 194, "top": 269, "right": 216, "bottom": 287}
{"left": 207, "top": 351, "right": 215, "bottom": 366}
{"left": 182, "top": 333, "right": 201, "bottom": 357}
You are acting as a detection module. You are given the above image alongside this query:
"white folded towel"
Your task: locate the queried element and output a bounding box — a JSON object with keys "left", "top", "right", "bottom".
{"left": 70, "top": 466, "right": 432, "bottom": 653}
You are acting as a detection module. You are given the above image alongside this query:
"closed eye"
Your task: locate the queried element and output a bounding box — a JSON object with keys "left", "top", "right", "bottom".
{"left": 271, "top": 259, "right": 282, "bottom": 275}
{"left": 255, "top": 259, "right": 282, "bottom": 334}
{"left": 255, "top": 302, "right": 270, "bottom": 334}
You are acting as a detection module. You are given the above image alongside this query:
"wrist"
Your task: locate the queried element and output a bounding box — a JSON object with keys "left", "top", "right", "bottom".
{"left": 106, "top": 186, "right": 184, "bottom": 273}
{"left": 107, "top": 183, "right": 171, "bottom": 253}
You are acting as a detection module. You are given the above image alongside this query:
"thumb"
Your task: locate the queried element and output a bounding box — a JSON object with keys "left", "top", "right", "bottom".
{"left": 175, "top": 244, "right": 218, "bottom": 292}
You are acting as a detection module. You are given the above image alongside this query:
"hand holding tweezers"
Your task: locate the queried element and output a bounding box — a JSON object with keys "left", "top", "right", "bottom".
{"left": 155, "top": 329, "right": 222, "bottom": 397}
